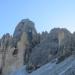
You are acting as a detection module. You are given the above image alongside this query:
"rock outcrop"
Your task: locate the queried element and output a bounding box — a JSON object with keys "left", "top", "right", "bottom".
{"left": 0, "top": 33, "right": 12, "bottom": 74}
{"left": 0, "top": 19, "right": 39, "bottom": 75}
{"left": 26, "top": 28, "right": 73, "bottom": 72}
{"left": 0, "top": 19, "right": 75, "bottom": 75}
{"left": 63, "top": 65, "right": 75, "bottom": 75}
{"left": 12, "top": 19, "right": 37, "bottom": 47}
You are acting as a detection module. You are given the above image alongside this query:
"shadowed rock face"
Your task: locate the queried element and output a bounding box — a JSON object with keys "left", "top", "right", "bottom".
{"left": 13, "top": 19, "right": 37, "bottom": 47}
{"left": 26, "top": 28, "right": 73, "bottom": 72}
{"left": 72, "top": 32, "right": 75, "bottom": 50}
{"left": 50, "top": 28, "right": 73, "bottom": 55}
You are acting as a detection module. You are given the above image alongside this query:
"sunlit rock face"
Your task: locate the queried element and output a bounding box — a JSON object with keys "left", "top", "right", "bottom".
{"left": 12, "top": 19, "right": 39, "bottom": 65}
{"left": 1, "top": 19, "right": 39, "bottom": 75}
{"left": 26, "top": 28, "right": 73, "bottom": 72}
{"left": 0, "top": 33, "right": 12, "bottom": 49}
{"left": 63, "top": 65, "right": 75, "bottom": 75}
{"left": 0, "top": 33, "right": 13, "bottom": 75}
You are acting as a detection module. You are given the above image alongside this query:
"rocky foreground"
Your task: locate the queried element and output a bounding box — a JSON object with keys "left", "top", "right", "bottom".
{"left": 10, "top": 55, "right": 75, "bottom": 75}
{"left": 0, "top": 19, "right": 75, "bottom": 75}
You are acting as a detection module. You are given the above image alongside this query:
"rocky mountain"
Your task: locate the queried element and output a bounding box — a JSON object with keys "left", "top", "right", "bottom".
{"left": 0, "top": 19, "right": 75, "bottom": 75}
{"left": 26, "top": 28, "right": 74, "bottom": 72}
{"left": 13, "top": 19, "right": 37, "bottom": 47}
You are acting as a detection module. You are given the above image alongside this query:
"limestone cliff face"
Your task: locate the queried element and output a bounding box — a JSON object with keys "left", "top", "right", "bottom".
{"left": 26, "top": 28, "right": 73, "bottom": 72}
{"left": 0, "top": 33, "right": 12, "bottom": 75}
{"left": 0, "top": 19, "right": 75, "bottom": 75}
{"left": 13, "top": 19, "right": 37, "bottom": 47}
{"left": 2, "top": 32, "right": 29, "bottom": 75}
{"left": 1, "top": 19, "right": 38, "bottom": 75}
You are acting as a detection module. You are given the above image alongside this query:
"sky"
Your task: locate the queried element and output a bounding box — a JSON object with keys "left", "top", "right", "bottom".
{"left": 0, "top": 0, "right": 75, "bottom": 37}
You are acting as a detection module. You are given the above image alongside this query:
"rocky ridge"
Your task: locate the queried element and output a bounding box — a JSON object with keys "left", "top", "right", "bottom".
{"left": 0, "top": 19, "right": 75, "bottom": 75}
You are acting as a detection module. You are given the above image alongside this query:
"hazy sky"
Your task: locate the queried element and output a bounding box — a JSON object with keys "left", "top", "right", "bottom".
{"left": 0, "top": 0, "right": 75, "bottom": 37}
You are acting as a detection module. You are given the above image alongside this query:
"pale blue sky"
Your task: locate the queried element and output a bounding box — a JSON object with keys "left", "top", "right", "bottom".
{"left": 0, "top": 0, "right": 75, "bottom": 37}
